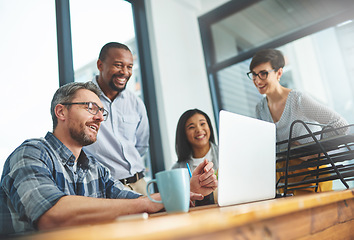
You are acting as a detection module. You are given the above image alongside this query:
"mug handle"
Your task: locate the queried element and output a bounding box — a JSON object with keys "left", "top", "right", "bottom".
{"left": 146, "top": 179, "right": 163, "bottom": 203}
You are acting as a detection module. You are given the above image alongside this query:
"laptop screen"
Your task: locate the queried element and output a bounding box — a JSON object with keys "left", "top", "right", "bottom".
{"left": 217, "top": 110, "right": 276, "bottom": 207}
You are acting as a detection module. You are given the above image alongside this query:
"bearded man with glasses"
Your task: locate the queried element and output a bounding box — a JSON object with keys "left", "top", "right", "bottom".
{"left": 0, "top": 81, "right": 204, "bottom": 236}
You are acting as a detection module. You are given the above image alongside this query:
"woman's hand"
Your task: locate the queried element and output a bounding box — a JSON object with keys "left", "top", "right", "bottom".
{"left": 190, "top": 159, "right": 218, "bottom": 196}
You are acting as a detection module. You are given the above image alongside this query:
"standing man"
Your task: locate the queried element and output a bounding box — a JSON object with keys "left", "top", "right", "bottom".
{"left": 84, "top": 42, "right": 149, "bottom": 195}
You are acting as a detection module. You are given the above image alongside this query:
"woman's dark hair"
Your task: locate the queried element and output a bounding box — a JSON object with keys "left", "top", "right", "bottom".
{"left": 249, "top": 49, "right": 285, "bottom": 72}
{"left": 175, "top": 109, "right": 215, "bottom": 162}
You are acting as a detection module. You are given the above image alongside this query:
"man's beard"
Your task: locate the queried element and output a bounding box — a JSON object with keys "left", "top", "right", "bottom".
{"left": 109, "top": 74, "right": 128, "bottom": 93}
{"left": 69, "top": 123, "right": 96, "bottom": 146}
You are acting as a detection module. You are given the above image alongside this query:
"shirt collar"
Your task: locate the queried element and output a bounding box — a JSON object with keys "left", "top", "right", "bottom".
{"left": 44, "top": 132, "right": 89, "bottom": 169}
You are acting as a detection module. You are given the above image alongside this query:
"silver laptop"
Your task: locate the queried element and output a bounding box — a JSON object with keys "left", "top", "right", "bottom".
{"left": 217, "top": 110, "right": 276, "bottom": 207}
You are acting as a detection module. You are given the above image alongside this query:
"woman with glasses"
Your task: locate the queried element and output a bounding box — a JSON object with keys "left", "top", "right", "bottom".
{"left": 248, "top": 49, "right": 348, "bottom": 195}
{"left": 172, "top": 109, "right": 218, "bottom": 205}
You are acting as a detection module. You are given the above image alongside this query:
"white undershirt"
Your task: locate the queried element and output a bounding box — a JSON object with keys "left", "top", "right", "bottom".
{"left": 191, "top": 147, "right": 212, "bottom": 169}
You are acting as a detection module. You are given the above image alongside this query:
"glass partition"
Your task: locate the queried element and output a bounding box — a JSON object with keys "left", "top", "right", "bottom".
{"left": 211, "top": 0, "right": 354, "bottom": 63}
{"left": 217, "top": 23, "right": 354, "bottom": 127}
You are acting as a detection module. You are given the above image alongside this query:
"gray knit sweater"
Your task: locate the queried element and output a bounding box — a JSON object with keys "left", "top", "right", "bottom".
{"left": 256, "top": 90, "right": 348, "bottom": 149}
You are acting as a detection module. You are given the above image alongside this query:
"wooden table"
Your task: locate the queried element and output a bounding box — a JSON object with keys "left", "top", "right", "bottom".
{"left": 19, "top": 189, "right": 354, "bottom": 240}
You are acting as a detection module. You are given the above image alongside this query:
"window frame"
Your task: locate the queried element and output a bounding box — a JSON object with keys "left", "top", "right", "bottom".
{"left": 55, "top": 0, "right": 165, "bottom": 177}
{"left": 198, "top": 0, "right": 354, "bottom": 127}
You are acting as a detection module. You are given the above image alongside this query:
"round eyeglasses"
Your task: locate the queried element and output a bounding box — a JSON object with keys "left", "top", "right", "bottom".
{"left": 61, "top": 102, "right": 109, "bottom": 121}
{"left": 247, "top": 69, "right": 275, "bottom": 81}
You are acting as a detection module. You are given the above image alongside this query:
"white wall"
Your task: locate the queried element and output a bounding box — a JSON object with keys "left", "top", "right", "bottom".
{"left": 0, "top": 0, "right": 59, "bottom": 175}
{"left": 145, "top": 0, "right": 228, "bottom": 169}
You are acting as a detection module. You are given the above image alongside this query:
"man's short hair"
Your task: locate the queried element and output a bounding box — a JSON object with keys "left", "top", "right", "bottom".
{"left": 98, "top": 42, "right": 131, "bottom": 62}
{"left": 50, "top": 82, "right": 101, "bottom": 130}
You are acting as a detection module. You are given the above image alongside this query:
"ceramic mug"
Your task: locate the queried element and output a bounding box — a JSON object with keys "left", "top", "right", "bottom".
{"left": 146, "top": 168, "right": 190, "bottom": 213}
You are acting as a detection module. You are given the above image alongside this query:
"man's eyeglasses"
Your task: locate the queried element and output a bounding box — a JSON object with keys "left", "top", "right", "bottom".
{"left": 61, "top": 102, "right": 109, "bottom": 121}
{"left": 247, "top": 69, "right": 275, "bottom": 81}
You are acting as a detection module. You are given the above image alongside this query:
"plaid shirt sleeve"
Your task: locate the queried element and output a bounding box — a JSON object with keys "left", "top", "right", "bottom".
{"left": 1, "top": 140, "right": 66, "bottom": 232}
{"left": 1, "top": 134, "right": 141, "bottom": 235}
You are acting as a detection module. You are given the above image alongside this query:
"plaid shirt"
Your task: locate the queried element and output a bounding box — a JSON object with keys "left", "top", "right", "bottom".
{"left": 0, "top": 132, "right": 140, "bottom": 235}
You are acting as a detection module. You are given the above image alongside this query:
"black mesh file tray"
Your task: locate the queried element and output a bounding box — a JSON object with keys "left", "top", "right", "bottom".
{"left": 276, "top": 121, "right": 354, "bottom": 196}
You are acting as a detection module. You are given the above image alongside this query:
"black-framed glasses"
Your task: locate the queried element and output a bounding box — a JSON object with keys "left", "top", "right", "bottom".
{"left": 61, "top": 102, "right": 109, "bottom": 121}
{"left": 247, "top": 69, "right": 275, "bottom": 81}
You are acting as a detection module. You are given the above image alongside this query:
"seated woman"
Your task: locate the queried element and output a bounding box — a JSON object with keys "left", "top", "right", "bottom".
{"left": 248, "top": 48, "right": 348, "bottom": 195}
{"left": 172, "top": 109, "right": 218, "bottom": 205}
